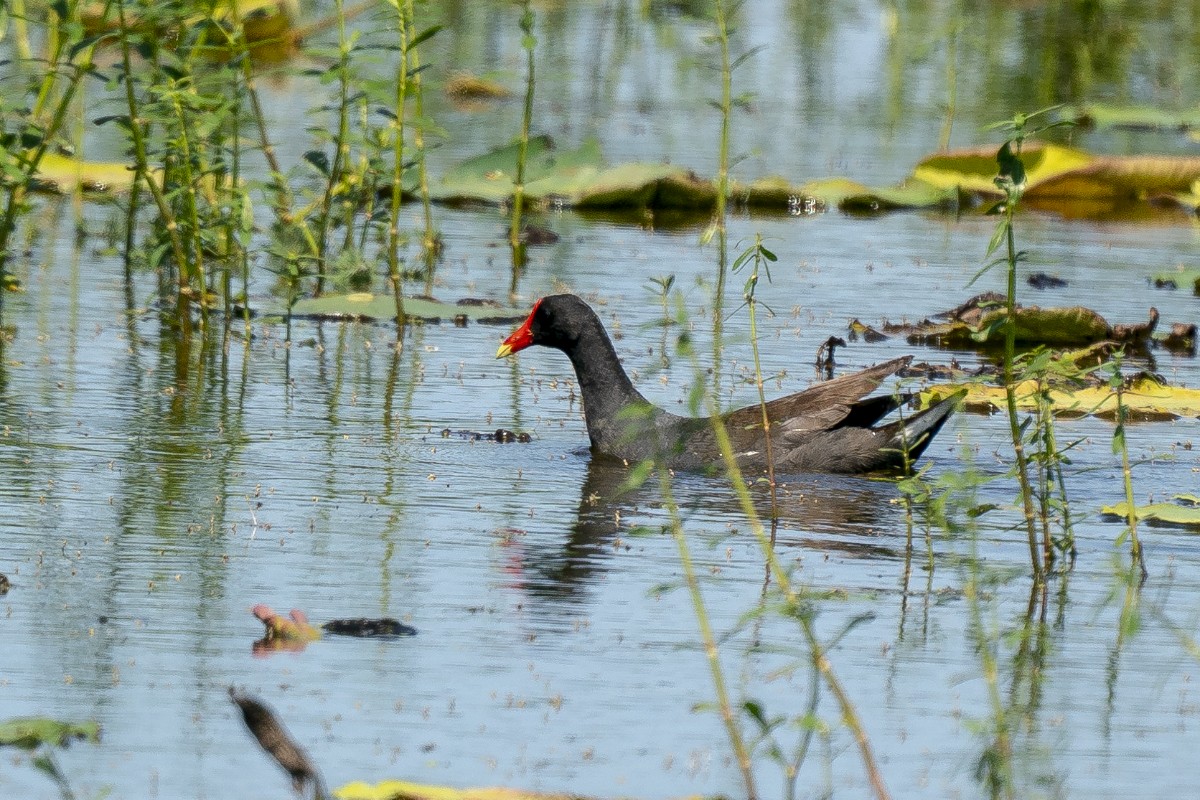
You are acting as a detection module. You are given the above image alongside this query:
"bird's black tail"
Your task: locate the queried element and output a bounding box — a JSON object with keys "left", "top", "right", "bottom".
{"left": 885, "top": 391, "right": 962, "bottom": 466}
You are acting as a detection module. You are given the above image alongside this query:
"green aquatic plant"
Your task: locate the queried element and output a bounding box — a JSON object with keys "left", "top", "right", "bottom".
{"left": 0, "top": 716, "right": 101, "bottom": 800}
{"left": 311, "top": 0, "right": 357, "bottom": 296}
{"left": 675, "top": 295, "right": 892, "bottom": 800}
{"left": 377, "top": 0, "right": 442, "bottom": 330}
{"left": 1107, "top": 352, "right": 1147, "bottom": 581}
{"left": 975, "top": 108, "right": 1072, "bottom": 583}
{"left": 0, "top": 0, "right": 98, "bottom": 323}
{"left": 508, "top": 0, "right": 537, "bottom": 274}
{"left": 730, "top": 235, "right": 779, "bottom": 515}
{"left": 404, "top": 0, "right": 441, "bottom": 284}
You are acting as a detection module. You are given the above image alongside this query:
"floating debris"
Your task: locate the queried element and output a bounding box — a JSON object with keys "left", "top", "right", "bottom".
{"left": 1027, "top": 272, "right": 1068, "bottom": 289}
{"left": 887, "top": 294, "right": 1168, "bottom": 350}
{"left": 444, "top": 71, "right": 513, "bottom": 101}
{"left": 320, "top": 618, "right": 416, "bottom": 637}
{"left": 440, "top": 428, "right": 532, "bottom": 443}
{"left": 230, "top": 689, "right": 326, "bottom": 798}
{"left": 848, "top": 319, "right": 888, "bottom": 343}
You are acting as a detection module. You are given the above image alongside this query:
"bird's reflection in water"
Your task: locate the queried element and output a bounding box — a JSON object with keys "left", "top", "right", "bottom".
{"left": 514, "top": 457, "right": 910, "bottom": 616}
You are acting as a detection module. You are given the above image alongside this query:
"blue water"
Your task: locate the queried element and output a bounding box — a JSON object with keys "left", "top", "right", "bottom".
{"left": 2, "top": 1, "right": 1200, "bottom": 798}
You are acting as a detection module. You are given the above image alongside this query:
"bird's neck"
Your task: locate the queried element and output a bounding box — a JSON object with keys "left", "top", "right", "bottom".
{"left": 563, "top": 324, "right": 653, "bottom": 451}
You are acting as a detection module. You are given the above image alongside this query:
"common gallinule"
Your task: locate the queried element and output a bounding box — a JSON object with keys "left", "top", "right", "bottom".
{"left": 496, "top": 294, "right": 958, "bottom": 474}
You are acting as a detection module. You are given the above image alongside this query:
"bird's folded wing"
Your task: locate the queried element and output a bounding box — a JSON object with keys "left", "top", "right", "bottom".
{"left": 725, "top": 356, "right": 911, "bottom": 436}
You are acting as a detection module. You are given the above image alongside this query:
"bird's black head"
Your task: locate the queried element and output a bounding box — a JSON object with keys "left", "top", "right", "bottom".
{"left": 496, "top": 294, "right": 596, "bottom": 357}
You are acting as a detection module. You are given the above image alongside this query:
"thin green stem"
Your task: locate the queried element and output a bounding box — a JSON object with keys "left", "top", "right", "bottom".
{"left": 387, "top": 0, "right": 409, "bottom": 332}
{"left": 315, "top": 0, "right": 353, "bottom": 296}
{"left": 656, "top": 467, "right": 757, "bottom": 799}
{"left": 965, "top": 550, "right": 1014, "bottom": 800}
{"left": 1114, "top": 375, "right": 1147, "bottom": 581}
{"left": 405, "top": 0, "right": 437, "bottom": 270}
{"left": 114, "top": 0, "right": 191, "bottom": 336}
{"left": 509, "top": 0, "right": 536, "bottom": 273}
{"left": 687, "top": 354, "right": 892, "bottom": 800}
{"left": 713, "top": 0, "right": 732, "bottom": 226}
{"left": 1001, "top": 210, "right": 1042, "bottom": 583}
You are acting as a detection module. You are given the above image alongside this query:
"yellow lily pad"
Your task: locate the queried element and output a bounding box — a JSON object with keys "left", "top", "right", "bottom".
{"left": 920, "top": 375, "right": 1200, "bottom": 420}
{"left": 794, "top": 177, "right": 958, "bottom": 212}
{"left": 335, "top": 780, "right": 704, "bottom": 800}
{"left": 25, "top": 152, "right": 141, "bottom": 195}
{"left": 913, "top": 143, "right": 1094, "bottom": 197}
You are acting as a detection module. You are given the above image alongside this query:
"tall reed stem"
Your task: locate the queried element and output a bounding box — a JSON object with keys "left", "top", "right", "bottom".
{"left": 114, "top": 0, "right": 191, "bottom": 336}
{"left": 734, "top": 236, "right": 779, "bottom": 516}
{"left": 404, "top": 0, "right": 437, "bottom": 277}
{"left": 316, "top": 0, "right": 353, "bottom": 295}
{"left": 678, "top": 336, "right": 891, "bottom": 799}
{"left": 509, "top": 0, "right": 536, "bottom": 274}
{"left": 1111, "top": 356, "right": 1147, "bottom": 581}
{"left": 655, "top": 467, "right": 757, "bottom": 799}
{"left": 712, "top": 0, "right": 732, "bottom": 227}
{"left": 0, "top": 1, "right": 93, "bottom": 302}
{"left": 385, "top": 0, "right": 409, "bottom": 332}
{"left": 989, "top": 140, "right": 1042, "bottom": 583}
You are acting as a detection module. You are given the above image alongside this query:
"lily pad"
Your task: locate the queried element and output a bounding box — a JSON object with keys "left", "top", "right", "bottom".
{"left": 1101, "top": 496, "right": 1200, "bottom": 528}
{"left": 895, "top": 304, "right": 1123, "bottom": 348}
{"left": 913, "top": 143, "right": 1095, "bottom": 198}
{"left": 24, "top": 152, "right": 142, "bottom": 195}
{"left": 1060, "top": 104, "right": 1200, "bottom": 131}
{"left": 431, "top": 136, "right": 605, "bottom": 205}
{"left": 0, "top": 718, "right": 100, "bottom": 750}
{"left": 1150, "top": 268, "right": 1200, "bottom": 294}
{"left": 283, "top": 294, "right": 525, "bottom": 324}
{"left": 335, "top": 779, "right": 704, "bottom": 800}
{"left": 921, "top": 375, "right": 1200, "bottom": 420}
{"left": 1031, "top": 154, "right": 1200, "bottom": 202}
{"left": 794, "top": 177, "right": 958, "bottom": 212}
{"left": 444, "top": 71, "right": 513, "bottom": 101}
{"left": 81, "top": 0, "right": 295, "bottom": 49}
{"left": 574, "top": 164, "right": 714, "bottom": 209}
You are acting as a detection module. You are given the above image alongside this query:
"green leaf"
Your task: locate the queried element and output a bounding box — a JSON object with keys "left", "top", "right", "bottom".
{"left": 743, "top": 700, "right": 770, "bottom": 730}
{"left": 1101, "top": 497, "right": 1200, "bottom": 529}
{"left": 0, "top": 718, "right": 100, "bottom": 751}
{"left": 996, "top": 141, "right": 1026, "bottom": 187}
{"left": 621, "top": 459, "right": 656, "bottom": 492}
{"left": 407, "top": 24, "right": 443, "bottom": 51}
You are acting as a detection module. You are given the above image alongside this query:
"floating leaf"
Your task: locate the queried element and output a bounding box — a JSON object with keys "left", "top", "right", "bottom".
{"left": 0, "top": 719, "right": 100, "bottom": 751}
{"left": 913, "top": 143, "right": 1093, "bottom": 197}
{"left": 281, "top": 294, "right": 525, "bottom": 324}
{"left": 26, "top": 152, "right": 142, "bottom": 195}
{"left": 444, "top": 71, "right": 512, "bottom": 101}
{"left": 794, "top": 177, "right": 957, "bottom": 212}
{"left": 334, "top": 779, "right": 705, "bottom": 800}
{"left": 921, "top": 375, "right": 1200, "bottom": 420}
{"left": 1060, "top": 104, "right": 1200, "bottom": 131}
{"left": 1031, "top": 154, "right": 1200, "bottom": 202}
{"left": 1149, "top": 269, "right": 1200, "bottom": 291}
{"left": 1101, "top": 497, "right": 1200, "bottom": 528}
{"left": 896, "top": 305, "right": 1116, "bottom": 348}
{"left": 574, "top": 164, "right": 712, "bottom": 209}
